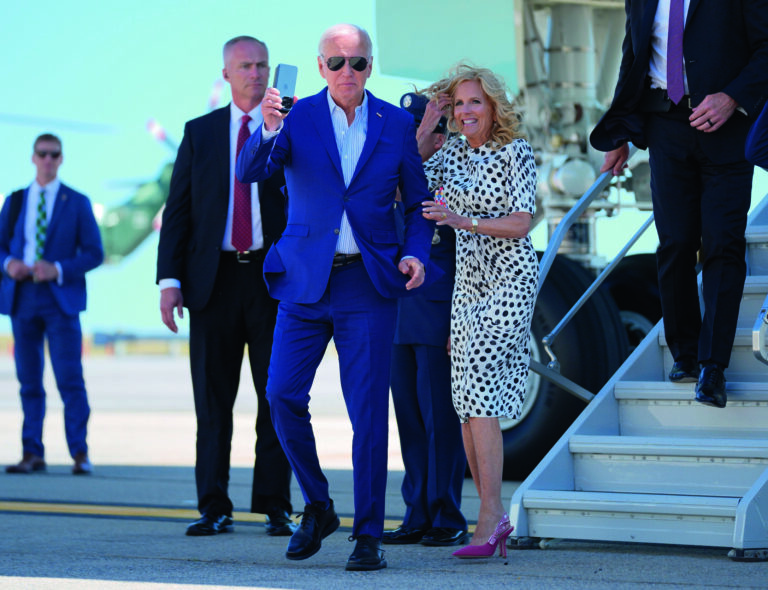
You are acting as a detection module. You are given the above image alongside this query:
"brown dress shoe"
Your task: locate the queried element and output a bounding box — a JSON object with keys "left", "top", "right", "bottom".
{"left": 6, "top": 453, "right": 46, "bottom": 474}
{"left": 73, "top": 453, "right": 93, "bottom": 475}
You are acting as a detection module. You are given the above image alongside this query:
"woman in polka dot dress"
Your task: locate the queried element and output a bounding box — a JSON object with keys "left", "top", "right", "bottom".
{"left": 418, "top": 64, "right": 539, "bottom": 557}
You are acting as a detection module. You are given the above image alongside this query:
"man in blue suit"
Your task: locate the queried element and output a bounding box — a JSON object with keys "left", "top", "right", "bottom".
{"left": 1, "top": 133, "right": 103, "bottom": 475}
{"left": 237, "top": 23, "right": 435, "bottom": 571}
{"left": 591, "top": 0, "right": 768, "bottom": 409}
{"left": 746, "top": 100, "right": 768, "bottom": 169}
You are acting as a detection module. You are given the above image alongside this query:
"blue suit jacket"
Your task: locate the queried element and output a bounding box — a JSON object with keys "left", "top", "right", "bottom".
{"left": 746, "top": 100, "right": 768, "bottom": 169}
{"left": 237, "top": 88, "right": 437, "bottom": 304}
{"left": 0, "top": 184, "right": 103, "bottom": 316}
{"left": 591, "top": 0, "right": 768, "bottom": 161}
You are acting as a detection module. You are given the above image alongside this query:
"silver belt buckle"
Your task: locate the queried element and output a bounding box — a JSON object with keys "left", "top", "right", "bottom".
{"left": 236, "top": 251, "right": 250, "bottom": 263}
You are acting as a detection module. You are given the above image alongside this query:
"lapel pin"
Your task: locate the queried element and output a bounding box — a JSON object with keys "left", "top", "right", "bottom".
{"left": 376, "top": 112, "right": 382, "bottom": 118}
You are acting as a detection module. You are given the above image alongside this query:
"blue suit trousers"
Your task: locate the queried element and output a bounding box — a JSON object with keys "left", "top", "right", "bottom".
{"left": 266, "top": 261, "right": 397, "bottom": 538}
{"left": 12, "top": 281, "right": 89, "bottom": 458}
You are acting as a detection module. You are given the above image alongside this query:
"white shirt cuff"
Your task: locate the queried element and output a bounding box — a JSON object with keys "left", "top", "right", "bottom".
{"left": 159, "top": 278, "right": 181, "bottom": 290}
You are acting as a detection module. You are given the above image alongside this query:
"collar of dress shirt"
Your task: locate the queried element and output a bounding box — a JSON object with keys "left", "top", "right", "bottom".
{"left": 326, "top": 88, "right": 368, "bottom": 121}
{"left": 230, "top": 101, "right": 264, "bottom": 129}
{"left": 32, "top": 178, "right": 60, "bottom": 200}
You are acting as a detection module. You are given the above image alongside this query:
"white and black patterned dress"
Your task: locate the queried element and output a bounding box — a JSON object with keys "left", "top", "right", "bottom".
{"left": 424, "top": 137, "right": 539, "bottom": 422}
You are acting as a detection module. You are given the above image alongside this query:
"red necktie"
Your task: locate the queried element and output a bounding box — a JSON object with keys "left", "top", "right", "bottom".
{"left": 666, "top": 0, "right": 685, "bottom": 104}
{"left": 232, "top": 114, "right": 252, "bottom": 252}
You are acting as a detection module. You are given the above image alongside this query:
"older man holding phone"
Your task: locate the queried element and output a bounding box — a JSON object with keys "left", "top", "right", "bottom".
{"left": 237, "top": 23, "right": 436, "bottom": 571}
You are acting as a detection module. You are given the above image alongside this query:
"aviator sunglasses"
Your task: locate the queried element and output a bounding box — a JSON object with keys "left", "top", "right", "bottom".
{"left": 325, "top": 56, "right": 369, "bottom": 72}
{"left": 35, "top": 150, "right": 61, "bottom": 159}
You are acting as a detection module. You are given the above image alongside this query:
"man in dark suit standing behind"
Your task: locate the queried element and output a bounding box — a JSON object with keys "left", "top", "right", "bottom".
{"left": 591, "top": 0, "right": 768, "bottom": 409}
{"left": 156, "top": 35, "right": 294, "bottom": 537}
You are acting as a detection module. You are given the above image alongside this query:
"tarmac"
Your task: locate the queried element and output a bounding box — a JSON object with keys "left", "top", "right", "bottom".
{"left": 1, "top": 352, "right": 766, "bottom": 589}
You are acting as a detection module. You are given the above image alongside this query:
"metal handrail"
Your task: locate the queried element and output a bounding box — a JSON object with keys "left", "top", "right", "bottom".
{"left": 529, "top": 144, "right": 648, "bottom": 402}
{"left": 538, "top": 145, "right": 638, "bottom": 293}
{"left": 753, "top": 294, "right": 768, "bottom": 366}
{"left": 542, "top": 213, "right": 654, "bottom": 370}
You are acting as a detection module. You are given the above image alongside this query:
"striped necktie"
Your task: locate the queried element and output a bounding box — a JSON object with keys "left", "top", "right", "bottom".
{"left": 35, "top": 189, "right": 47, "bottom": 260}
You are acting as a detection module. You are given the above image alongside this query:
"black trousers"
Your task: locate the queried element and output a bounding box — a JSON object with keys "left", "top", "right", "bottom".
{"left": 189, "top": 253, "right": 292, "bottom": 517}
{"left": 645, "top": 109, "right": 753, "bottom": 367}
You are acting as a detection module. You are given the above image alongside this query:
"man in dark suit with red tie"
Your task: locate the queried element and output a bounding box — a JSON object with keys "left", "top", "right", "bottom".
{"left": 591, "top": 0, "right": 768, "bottom": 409}
{"left": 156, "top": 35, "right": 293, "bottom": 537}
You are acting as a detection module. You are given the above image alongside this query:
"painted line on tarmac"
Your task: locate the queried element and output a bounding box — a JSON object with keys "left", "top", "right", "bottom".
{"left": 0, "top": 500, "right": 403, "bottom": 530}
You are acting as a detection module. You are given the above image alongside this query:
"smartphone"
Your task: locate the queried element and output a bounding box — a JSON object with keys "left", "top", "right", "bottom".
{"left": 273, "top": 64, "right": 298, "bottom": 114}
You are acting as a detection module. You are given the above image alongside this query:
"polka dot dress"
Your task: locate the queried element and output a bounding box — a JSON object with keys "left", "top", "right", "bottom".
{"left": 424, "top": 137, "right": 539, "bottom": 422}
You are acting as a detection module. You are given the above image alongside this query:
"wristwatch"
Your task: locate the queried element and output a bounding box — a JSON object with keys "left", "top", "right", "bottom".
{"left": 470, "top": 218, "right": 479, "bottom": 235}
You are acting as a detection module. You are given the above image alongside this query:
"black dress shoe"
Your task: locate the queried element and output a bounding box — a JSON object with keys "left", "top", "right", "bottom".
{"left": 346, "top": 534, "right": 387, "bottom": 571}
{"left": 185, "top": 514, "right": 234, "bottom": 536}
{"left": 382, "top": 524, "right": 428, "bottom": 545}
{"left": 695, "top": 364, "right": 727, "bottom": 408}
{"left": 265, "top": 507, "right": 297, "bottom": 537}
{"left": 669, "top": 358, "right": 698, "bottom": 383}
{"left": 420, "top": 527, "right": 468, "bottom": 546}
{"left": 6, "top": 453, "right": 46, "bottom": 474}
{"left": 286, "top": 500, "right": 340, "bottom": 560}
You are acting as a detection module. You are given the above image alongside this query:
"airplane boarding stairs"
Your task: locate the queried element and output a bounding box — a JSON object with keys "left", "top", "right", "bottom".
{"left": 509, "top": 194, "right": 768, "bottom": 561}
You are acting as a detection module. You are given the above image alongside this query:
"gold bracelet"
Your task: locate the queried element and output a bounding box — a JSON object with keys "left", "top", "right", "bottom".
{"left": 470, "top": 218, "right": 479, "bottom": 234}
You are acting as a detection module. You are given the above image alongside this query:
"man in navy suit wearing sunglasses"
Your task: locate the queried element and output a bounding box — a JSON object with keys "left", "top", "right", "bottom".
{"left": 237, "top": 23, "right": 435, "bottom": 571}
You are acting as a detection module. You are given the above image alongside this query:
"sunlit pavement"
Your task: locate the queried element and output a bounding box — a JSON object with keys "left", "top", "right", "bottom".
{"left": 1, "top": 353, "right": 765, "bottom": 590}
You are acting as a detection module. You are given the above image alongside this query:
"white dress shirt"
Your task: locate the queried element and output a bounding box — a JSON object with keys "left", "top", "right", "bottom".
{"left": 327, "top": 90, "right": 367, "bottom": 255}
{"left": 648, "top": 0, "right": 691, "bottom": 92}
{"left": 222, "top": 102, "right": 265, "bottom": 252}
{"left": 3, "top": 179, "right": 63, "bottom": 283}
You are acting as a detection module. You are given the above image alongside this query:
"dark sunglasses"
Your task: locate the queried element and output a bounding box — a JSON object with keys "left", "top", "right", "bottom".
{"left": 325, "top": 56, "right": 368, "bottom": 72}
{"left": 35, "top": 150, "right": 61, "bottom": 159}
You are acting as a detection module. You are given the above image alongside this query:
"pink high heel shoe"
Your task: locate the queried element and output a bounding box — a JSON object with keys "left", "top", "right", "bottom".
{"left": 452, "top": 514, "right": 514, "bottom": 558}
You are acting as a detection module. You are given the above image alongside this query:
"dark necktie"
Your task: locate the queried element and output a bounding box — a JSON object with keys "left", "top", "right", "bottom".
{"left": 232, "top": 114, "right": 252, "bottom": 253}
{"left": 35, "top": 189, "right": 47, "bottom": 260}
{"left": 667, "top": 0, "right": 685, "bottom": 104}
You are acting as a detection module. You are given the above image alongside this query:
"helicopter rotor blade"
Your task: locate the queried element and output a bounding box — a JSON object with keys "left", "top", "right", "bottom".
{"left": 0, "top": 113, "right": 117, "bottom": 134}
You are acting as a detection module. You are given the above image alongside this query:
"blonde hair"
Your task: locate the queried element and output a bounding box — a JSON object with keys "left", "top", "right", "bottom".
{"left": 421, "top": 63, "right": 522, "bottom": 147}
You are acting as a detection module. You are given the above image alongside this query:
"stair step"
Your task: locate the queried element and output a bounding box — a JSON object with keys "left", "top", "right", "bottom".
{"left": 614, "top": 381, "right": 768, "bottom": 438}
{"left": 743, "top": 276, "right": 768, "bottom": 292}
{"left": 659, "top": 328, "right": 768, "bottom": 380}
{"left": 570, "top": 435, "right": 768, "bottom": 496}
{"left": 746, "top": 225, "right": 768, "bottom": 242}
{"left": 523, "top": 490, "right": 738, "bottom": 546}
{"left": 660, "top": 328, "right": 762, "bottom": 349}
{"left": 739, "top": 277, "right": 768, "bottom": 328}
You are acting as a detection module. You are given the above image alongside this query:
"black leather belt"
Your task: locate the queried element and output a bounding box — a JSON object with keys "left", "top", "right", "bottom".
{"left": 668, "top": 94, "right": 693, "bottom": 111}
{"left": 641, "top": 84, "right": 693, "bottom": 112}
{"left": 332, "top": 253, "right": 362, "bottom": 267}
{"left": 221, "top": 249, "right": 264, "bottom": 263}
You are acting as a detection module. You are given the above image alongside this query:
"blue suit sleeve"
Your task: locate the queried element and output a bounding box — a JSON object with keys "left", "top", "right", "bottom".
{"left": 58, "top": 195, "right": 104, "bottom": 282}
{"left": 746, "top": 101, "right": 768, "bottom": 170}
{"left": 397, "top": 118, "right": 436, "bottom": 265}
{"left": 236, "top": 123, "right": 284, "bottom": 183}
